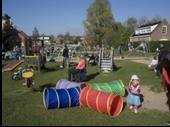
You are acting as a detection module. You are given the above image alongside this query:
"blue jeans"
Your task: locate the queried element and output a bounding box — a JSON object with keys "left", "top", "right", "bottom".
{"left": 63, "top": 57, "right": 69, "bottom": 68}
{"left": 68, "top": 68, "right": 79, "bottom": 81}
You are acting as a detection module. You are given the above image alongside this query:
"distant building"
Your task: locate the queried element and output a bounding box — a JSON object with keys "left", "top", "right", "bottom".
{"left": 31, "top": 35, "right": 51, "bottom": 46}
{"left": 130, "top": 21, "right": 170, "bottom": 42}
{"left": 38, "top": 36, "right": 51, "bottom": 45}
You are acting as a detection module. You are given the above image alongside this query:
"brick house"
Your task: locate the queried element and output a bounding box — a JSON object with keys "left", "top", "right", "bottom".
{"left": 130, "top": 21, "right": 170, "bottom": 42}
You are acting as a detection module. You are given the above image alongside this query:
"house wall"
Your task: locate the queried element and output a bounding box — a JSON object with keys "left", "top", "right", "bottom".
{"left": 130, "top": 35, "right": 151, "bottom": 42}
{"left": 151, "top": 22, "right": 170, "bottom": 41}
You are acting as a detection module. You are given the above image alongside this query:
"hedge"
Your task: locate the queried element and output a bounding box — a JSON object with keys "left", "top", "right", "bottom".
{"left": 148, "top": 41, "right": 170, "bottom": 52}
{"left": 132, "top": 41, "right": 170, "bottom": 52}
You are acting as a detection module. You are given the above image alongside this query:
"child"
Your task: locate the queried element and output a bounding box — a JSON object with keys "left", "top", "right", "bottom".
{"left": 148, "top": 56, "right": 158, "bottom": 72}
{"left": 127, "top": 74, "right": 142, "bottom": 114}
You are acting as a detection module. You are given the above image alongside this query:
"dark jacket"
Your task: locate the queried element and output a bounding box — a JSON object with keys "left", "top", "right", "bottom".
{"left": 63, "top": 47, "right": 69, "bottom": 58}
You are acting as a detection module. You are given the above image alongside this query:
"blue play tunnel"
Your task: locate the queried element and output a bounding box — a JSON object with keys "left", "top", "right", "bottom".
{"left": 43, "top": 87, "right": 81, "bottom": 109}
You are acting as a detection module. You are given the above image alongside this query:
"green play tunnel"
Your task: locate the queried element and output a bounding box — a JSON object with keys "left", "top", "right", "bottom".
{"left": 87, "top": 80, "right": 125, "bottom": 96}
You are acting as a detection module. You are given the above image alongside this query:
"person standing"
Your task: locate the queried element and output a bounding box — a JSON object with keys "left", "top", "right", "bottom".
{"left": 62, "top": 45, "right": 69, "bottom": 68}
{"left": 118, "top": 44, "right": 124, "bottom": 59}
{"left": 127, "top": 74, "right": 143, "bottom": 114}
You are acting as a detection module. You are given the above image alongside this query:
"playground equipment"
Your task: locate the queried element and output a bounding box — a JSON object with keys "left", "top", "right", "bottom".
{"left": 2, "top": 60, "right": 24, "bottom": 72}
{"left": 87, "top": 80, "right": 125, "bottom": 96}
{"left": 46, "top": 55, "right": 55, "bottom": 62}
{"left": 56, "top": 79, "right": 85, "bottom": 89}
{"left": 80, "top": 85, "right": 123, "bottom": 118}
{"left": 127, "top": 42, "right": 149, "bottom": 57}
{"left": 43, "top": 86, "right": 81, "bottom": 109}
{"left": 24, "top": 55, "right": 46, "bottom": 72}
{"left": 12, "top": 67, "right": 25, "bottom": 80}
{"left": 98, "top": 47, "right": 114, "bottom": 72}
{"left": 22, "top": 71, "right": 34, "bottom": 88}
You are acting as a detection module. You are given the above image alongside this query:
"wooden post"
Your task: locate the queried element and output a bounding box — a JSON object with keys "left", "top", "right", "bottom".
{"left": 38, "top": 54, "right": 41, "bottom": 72}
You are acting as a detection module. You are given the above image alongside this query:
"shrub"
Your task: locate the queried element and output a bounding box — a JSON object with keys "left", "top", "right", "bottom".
{"left": 149, "top": 41, "right": 170, "bottom": 52}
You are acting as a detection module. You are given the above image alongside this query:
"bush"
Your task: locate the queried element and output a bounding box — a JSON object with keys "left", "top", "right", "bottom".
{"left": 131, "top": 41, "right": 170, "bottom": 52}
{"left": 149, "top": 41, "right": 170, "bottom": 52}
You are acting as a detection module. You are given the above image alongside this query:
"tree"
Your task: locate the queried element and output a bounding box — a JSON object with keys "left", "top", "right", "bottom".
{"left": 137, "top": 16, "right": 149, "bottom": 26}
{"left": 32, "top": 27, "right": 39, "bottom": 37}
{"left": 126, "top": 17, "right": 137, "bottom": 28}
{"left": 83, "top": 0, "right": 116, "bottom": 47}
{"left": 57, "top": 34, "right": 64, "bottom": 44}
{"left": 118, "top": 17, "right": 137, "bottom": 49}
{"left": 50, "top": 34, "right": 55, "bottom": 43}
{"left": 64, "top": 32, "right": 71, "bottom": 43}
{"left": 2, "top": 14, "right": 21, "bottom": 51}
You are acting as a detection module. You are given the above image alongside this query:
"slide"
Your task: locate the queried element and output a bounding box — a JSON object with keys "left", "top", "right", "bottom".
{"left": 2, "top": 60, "right": 24, "bottom": 72}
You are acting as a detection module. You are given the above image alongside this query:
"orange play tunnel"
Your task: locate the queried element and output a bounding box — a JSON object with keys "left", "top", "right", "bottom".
{"left": 80, "top": 86, "right": 123, "bottom": 118}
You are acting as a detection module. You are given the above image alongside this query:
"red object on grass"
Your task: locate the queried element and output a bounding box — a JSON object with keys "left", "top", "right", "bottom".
{"left": 162, "top": 67, "right": 170, "bottom": 91}
{"left": 80, "top": 86, "right": 123, "bottom": 117}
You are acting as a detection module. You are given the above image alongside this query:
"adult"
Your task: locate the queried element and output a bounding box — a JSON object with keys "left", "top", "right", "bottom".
{"left": 62, "top": 45, "right": 69, "bottom": 68}
{"left": 118, "top": 44, "right": 124, "bottom": 59}
{"left": 155, "top": 45, "right": 169, "bottom": 77}
{"left": 156, "top": 47, "right": 170, "bottom": 110}
{"left": 68, "top": 55, "right": 87, "bottom": 82}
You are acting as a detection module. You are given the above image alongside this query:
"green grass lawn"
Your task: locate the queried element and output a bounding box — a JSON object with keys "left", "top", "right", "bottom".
{"left": 2, "top": 60, "right": 170, "bottom": 126}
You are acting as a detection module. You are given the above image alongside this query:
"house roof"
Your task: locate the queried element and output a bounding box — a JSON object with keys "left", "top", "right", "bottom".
{"left": 131, "top": 21, "right": 162, "bottom": 37}
{"left": 138, "top": 21, "right": 161, "bottom": 28}
{"left": 19, "top": 30, "right": 29, "bottom": 38}
{"left": 132, "top": 32, "right": 151, "bottom": 37}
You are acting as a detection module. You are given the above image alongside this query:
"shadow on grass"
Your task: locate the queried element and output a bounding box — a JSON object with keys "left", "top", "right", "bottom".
{"left": 124, "top": 88, "right": 129, "bottom": 97}
{"left": 86, "top": 72, "right": 100, "bottom": 81}
{"left": 41, "top": 65, "right": 62, "bottom": 72}
{"left": 32, "top": 83, "right": 56, "bottom": 92}
{"left": 113, "top": 66, "right": 122, "bottom": 72}
{"left": 122, "top": 101, "right": 127, "bottom": 111}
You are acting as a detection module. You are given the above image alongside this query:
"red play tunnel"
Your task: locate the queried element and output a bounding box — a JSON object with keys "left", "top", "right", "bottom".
{"left": 80, "top": 86, "right": 123, "bottom": 117}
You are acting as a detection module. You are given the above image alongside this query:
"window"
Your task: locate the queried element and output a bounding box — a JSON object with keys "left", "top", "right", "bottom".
{"left": 161, "top": 26, "right": 167, "bottom": 35}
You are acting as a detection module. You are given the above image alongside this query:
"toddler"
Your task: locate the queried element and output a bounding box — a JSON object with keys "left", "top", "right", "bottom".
{"left": 127, "top": 74, "right": 142, "bottom": 113}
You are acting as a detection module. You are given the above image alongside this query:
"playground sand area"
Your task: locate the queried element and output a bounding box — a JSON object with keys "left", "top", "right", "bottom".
{"left": 126, "top": 57, "right": 169, "bottom": 112}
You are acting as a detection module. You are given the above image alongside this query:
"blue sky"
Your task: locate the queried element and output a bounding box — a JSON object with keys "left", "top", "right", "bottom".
{"left": 2, "top": 0, "right": 170, "bottom": 36}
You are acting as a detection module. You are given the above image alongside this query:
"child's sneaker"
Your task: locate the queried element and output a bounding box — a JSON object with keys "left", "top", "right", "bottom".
{"left": 129, "top": 105, "right": 133, "bottom": 109}
{"left": 134, "top": 109, "right": 138, "bottom": 114}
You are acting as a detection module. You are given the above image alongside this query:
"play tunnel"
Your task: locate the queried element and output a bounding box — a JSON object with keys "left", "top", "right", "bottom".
{"left": 80, "top": 86, "right": 123, "bottom": 118}
{"left": 56, "top": 79, "right": 85, "bottom": 89}
{"left": 43, "top": 86, "right": 81, "bottom": 109}
{"left": 87, "top": 80, "right": 125, "bottom": 96}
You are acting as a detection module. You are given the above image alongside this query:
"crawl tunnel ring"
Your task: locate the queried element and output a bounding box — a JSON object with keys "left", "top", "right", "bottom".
{"left": 56, "top": 79, "right": 84, "bottom": 89}
{"left": 43, "top": 86, "right": 81, "bottom": 109}
{"left": 87, "top": 80, "right": 125, "bottom": 96}
{"left": 80, "top": 86, "right": 123, "bottom": 117}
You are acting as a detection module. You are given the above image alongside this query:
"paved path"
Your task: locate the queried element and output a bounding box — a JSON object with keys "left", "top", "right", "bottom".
{"left": 115, "top": 56, "right": 152, "bottom": 65}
